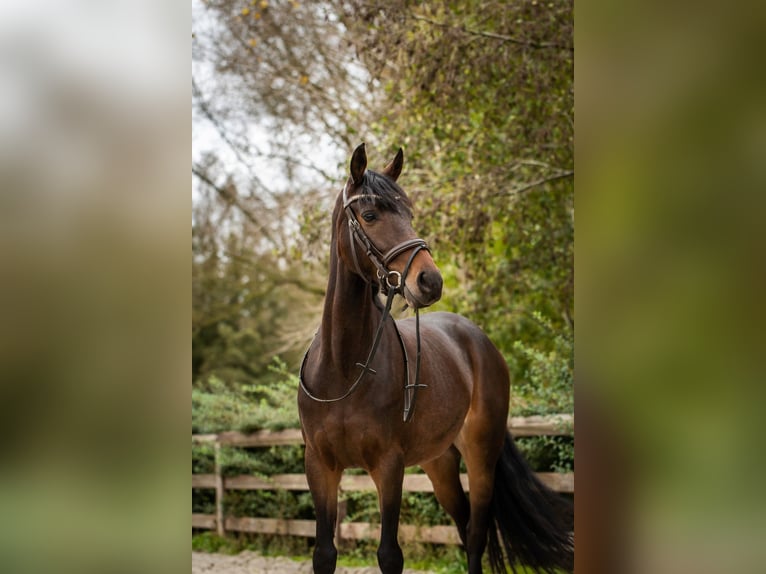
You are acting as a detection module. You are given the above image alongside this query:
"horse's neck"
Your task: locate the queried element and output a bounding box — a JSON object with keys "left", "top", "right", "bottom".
{"left": 318, "top": 255, "right": 380, "bottom": 379}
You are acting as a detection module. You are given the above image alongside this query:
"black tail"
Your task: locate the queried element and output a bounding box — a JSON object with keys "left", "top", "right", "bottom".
{"left": 487, "top": 432, "right": 574, "bottom": 574}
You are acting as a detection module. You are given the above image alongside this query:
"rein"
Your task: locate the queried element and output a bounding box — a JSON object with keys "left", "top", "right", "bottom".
{"left": 299, "top": 181, "right": 429, "bottom": 421}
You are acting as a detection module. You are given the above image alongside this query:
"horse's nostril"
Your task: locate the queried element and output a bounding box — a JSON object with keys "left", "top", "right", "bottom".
{"left": 417, "top": 270, "right": 443, "bottom": 295}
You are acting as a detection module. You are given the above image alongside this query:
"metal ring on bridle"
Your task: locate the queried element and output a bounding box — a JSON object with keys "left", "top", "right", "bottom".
{"left": 384, "top": 270, "right": 402, "bottom": 292}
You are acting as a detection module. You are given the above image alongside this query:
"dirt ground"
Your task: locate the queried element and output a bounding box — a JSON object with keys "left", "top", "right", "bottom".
{"left": 191, "top": 551, "right": 436, "bottom": 574}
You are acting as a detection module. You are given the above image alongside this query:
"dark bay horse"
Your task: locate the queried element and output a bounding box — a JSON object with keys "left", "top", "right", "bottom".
{"left": 298, "top": 144, "right": 573, "bottom": 574}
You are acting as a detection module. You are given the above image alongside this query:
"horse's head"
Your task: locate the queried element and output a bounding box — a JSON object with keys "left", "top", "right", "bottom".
{"left": 335, "top": 143, "right": 443, "bottom": 309}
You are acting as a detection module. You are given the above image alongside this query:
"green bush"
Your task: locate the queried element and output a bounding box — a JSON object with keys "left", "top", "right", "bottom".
{"left": 218, "top": 445, "right": 305, "bottom": 478}
{"left": 515, "top": 435, "right": 574, "bottom": 474}
{"left": 341, "top": 489, "right": 451, "bottom": 527}
{"left": 192, "top": 357, "right": 300, "bottom": 433}
{"left": 192, "top": 442, "right": 215, "bottom": 474}
{"left": 509, "top": 312, "right": 574, "bottom": 472}
{"left": 224, "top": 489, "right": 314, "bottom": 520}
{"left": 192, "top": 489, "right": 216, "bottom": 515}
{"left": 192, "top": 532, "right": 238, "bottom": 554}
{"left": 512, "top": 312, "right": 573, "bottom": 417}
{"left": 191, "top": 531, "right": 309, "bottom": 557}
{"left": 192, "top": 444, "right": 308, "bottom": 519}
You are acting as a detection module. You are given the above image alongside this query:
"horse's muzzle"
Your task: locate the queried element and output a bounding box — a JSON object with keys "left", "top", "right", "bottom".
{"left": 404, "top": 267, "right": 443, "bottom": 308}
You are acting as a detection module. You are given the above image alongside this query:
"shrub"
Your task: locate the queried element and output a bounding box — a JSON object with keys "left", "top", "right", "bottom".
{"left": 512, "top": 311, "right": 573, "bottom": 416}
{"left": 192, "top": 357, "right": 299, "bottom": 433}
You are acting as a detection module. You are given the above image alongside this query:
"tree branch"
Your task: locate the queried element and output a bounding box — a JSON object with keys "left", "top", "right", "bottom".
{"left": 410, "top": 14, "right": 573, "bottom": 51}
{"left": 192, "top": 165, "right": 276, "bottom": 244}
{"left": 192, "top": 75, "right": 274, "bottom": 201}
{"left": 503, "top": 171, "right": 574, "bottom": 198}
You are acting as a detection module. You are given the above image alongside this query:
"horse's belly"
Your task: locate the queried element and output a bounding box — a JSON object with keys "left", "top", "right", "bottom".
{"left": 400, "top": 395, "right": 469, "bottom": 466}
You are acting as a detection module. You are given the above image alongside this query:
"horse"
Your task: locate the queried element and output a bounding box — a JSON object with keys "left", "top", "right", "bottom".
{"left": 297, "top": 143, "right": 573, "bottom": 574}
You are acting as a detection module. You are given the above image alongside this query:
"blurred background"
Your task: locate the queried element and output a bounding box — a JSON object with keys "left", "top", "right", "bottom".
{"left": 0, "top": 0, "right": 764, "bottom": 572}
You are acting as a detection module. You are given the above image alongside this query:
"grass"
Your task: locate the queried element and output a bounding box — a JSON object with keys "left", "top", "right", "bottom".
{"left": 191, "top": 532, "right": 567, "bottom": 573}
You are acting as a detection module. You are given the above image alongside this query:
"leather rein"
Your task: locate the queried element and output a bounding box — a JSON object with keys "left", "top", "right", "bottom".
{"left": 299, "top": 181, "right": 429, "bottom": 422}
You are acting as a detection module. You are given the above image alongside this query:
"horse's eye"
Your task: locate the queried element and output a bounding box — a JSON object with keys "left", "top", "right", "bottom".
{"left": 361, "top": 211, "right": 377, "bottom": 223}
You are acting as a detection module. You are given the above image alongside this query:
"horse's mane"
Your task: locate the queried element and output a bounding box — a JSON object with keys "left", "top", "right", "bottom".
{"left": 353, "top": 170, "right": 413, "bottom": 216}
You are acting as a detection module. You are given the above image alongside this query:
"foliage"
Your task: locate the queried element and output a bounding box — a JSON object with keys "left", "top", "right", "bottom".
{"left": 336, "top": 541, "right": 469, "bottom": 573}
{"left": 510, "top": 311, "right": 574, "bottom": 472}
{"left": 191, "top": 531, "right": 566, "bottom": 573}
{"left": 194, "top": 0, "right": 375, "bottom": 165}
{"left": 219, "top": 444, "right": 305, "bottom": 478}
{"left": 340, "top": 0, "right": 574, "bottom": 389}
{"left": 192, "top": 442, "right": 215, "bottom": 474}
{"left": 192, "top": 531, "right": 240, "bottom": 554}
{"left": 193, "top": 488, "right": 216, "bottom": 515}
{"left": 192, "top": 357, "right": 300, "bottom": 433}
{"left": 329, "top": 539, "right": 565, "bottom": 573}
{"left": 192, "top": 531, "right": 310, "bottom": 558}
{"left": 224, "top": 489, "right": 315, "bottom": 519}
{"left": 516, "top": 436, "right": 574, "bottom": 474}
{"left": 341, "top": 489, "right": 452, "bottom": 527}
{"left": 512, "top": 311, "right": 574, "bottom": 416}
{"left": 192, "top": 183, "right": 323, "bottom": 394}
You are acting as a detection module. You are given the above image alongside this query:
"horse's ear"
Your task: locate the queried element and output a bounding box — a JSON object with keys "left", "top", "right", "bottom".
{"left": 350, "top": 143, "right": 367, "bottom": 184}
{"left": 382, "top": 147, "right": 404, "bottom": 181}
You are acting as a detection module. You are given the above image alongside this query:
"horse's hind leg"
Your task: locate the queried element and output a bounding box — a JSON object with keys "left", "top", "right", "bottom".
{"left": 460, "top": 416, "right": 507, "bottom": 574}
{"left": 369, "top": 452, "right": 405, "bottom": 574}
{"left": 305, "top": 445, "right": 342, "bottom": 574}
{"left": 421, "top": 446, "right": 470, "bottom": 545}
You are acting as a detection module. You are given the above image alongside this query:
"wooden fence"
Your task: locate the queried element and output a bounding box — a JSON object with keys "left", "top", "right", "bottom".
{"left": 192, "top": 414, "right": 573, "bottom": 545}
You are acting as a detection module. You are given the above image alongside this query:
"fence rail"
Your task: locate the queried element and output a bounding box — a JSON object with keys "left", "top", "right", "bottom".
{"left": 192, "top": 414, "right": 574, "bottom": 544}
{"left": 192, "top": 414, "right": 573, "bottom": 447}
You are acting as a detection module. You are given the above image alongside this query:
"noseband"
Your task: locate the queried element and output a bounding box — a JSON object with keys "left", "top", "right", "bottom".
{"left": 299, "top": 180, "right": 429, "bottom": 421}
{"left": 341, "top": 181, "right": 430, "bottom": 295}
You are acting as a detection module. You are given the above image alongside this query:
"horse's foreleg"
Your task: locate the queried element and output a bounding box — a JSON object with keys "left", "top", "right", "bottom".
{"left": 370, "top": 453, "right": 405, "bottom": 574}
{"left": 421, "top": 446, "right": 470, "bottom": 545}
{"left": 305, "top": 445, "right": 342, "bottom": 574}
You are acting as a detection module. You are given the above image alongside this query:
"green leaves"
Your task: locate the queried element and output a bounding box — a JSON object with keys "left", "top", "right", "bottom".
{"left": 344, "top": 1, "right": 573, "bottom": 410}
{"left": 192, "top": 358, "right": 300, "bottom": 434}
{"left": 513, "top": 313, "right": 574, "bottom": 416}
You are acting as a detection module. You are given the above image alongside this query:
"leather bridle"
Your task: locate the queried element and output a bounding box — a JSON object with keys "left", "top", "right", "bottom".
{"left": 298, "top": 179, "right": 429, "bottom": 421}
{"left": 341, "top": 180, "right": 430, "bottom": 296}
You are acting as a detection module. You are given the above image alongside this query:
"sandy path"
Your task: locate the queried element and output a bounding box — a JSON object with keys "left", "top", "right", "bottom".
{"left": 192, "top": 551, "right": 437, "bottom": 573}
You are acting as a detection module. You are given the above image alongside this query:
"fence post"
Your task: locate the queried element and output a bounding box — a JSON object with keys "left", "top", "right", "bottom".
{"left": 214, "top": 440, "right": 225, "bottom": 536}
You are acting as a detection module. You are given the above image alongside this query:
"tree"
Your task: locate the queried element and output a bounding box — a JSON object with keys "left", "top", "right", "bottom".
{"left": 339, "top": 1, "right": 574, "bottom": 398}
{"left": 192, "top": 166, "right": 324, "bottom": 391}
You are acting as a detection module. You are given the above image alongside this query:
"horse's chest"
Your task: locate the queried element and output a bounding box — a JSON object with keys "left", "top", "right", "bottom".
{"left": 306, "top": 415, "right": 394, "bottom": 471}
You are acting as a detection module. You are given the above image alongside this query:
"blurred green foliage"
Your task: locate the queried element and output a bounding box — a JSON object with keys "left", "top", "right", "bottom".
{"left": 342, "top": 0, "right": 574, "bottom": 386}
{"left": 192, "top": 358, "right": 300, "bottom": 433}
{"left": 512, "top": 311, "right": 574, "bottom": 416}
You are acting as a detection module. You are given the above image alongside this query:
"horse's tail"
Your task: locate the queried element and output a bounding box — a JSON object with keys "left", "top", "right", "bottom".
{"left": 487, "top": 431, "right": 574, "bottom": 574}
